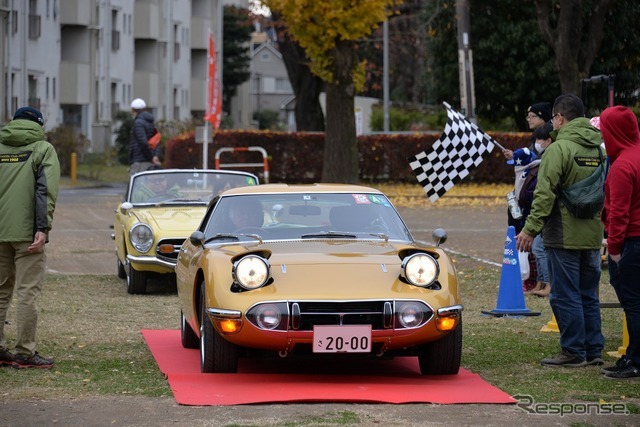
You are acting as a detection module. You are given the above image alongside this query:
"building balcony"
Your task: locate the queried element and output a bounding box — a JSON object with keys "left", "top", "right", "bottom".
{"left": 59, "top": 61, "right": 91, "bottom": 104}
{"left": 59, "top": 0, "right": 92, "bottom": 26}
{"left": 134, "top": 1, "right": 160, "bottom": 40}
{"left": 134, "top": 70, "right": 159, "bottom": 106}
{"left": 191, "top": 77, "right": 206, "bottom": 111}
{"left": 190, "top": 16, "right": 209, "bottom": 50}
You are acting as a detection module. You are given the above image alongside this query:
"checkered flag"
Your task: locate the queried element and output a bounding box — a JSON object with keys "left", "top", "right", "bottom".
{"left": 408, "top": 102, "right": 498, "bottom": 202}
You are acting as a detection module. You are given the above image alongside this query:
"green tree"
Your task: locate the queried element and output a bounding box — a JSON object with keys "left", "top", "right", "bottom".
{"left": 262, "top": 0, "right": 402, "bottom": 183}
{"left": 223, "top": 6, "right": 253, "bottom": 115}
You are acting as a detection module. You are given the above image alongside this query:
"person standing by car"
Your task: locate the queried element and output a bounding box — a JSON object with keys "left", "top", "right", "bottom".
{"left": 128, "top": 98, "right": 160, "bottom": 175}
{"left": 515, "top": 93, "right": 605, "bottom": 368}
{"left": 599, "top": 105, "right": 640, "bottom": 379}
{"left": 0, "top": 107, "right": 60, "bottom": 369}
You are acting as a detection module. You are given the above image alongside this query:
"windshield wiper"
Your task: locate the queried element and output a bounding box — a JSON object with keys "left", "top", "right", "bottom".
{"left": 156, "top": 198, "right": 204, "bottom": 205}
{"left": 205, "top": 233, "right": 240, "bottom": 243}
{"left": 301, "top": 231, "right": 357, "bottom": 239}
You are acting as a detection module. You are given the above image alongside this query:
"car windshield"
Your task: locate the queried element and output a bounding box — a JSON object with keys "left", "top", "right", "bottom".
{"left": 203, "top": 193, "right": 413, "bottom": 242}
{"left": 128, "top": 171, "right": 258, "bottom": 204}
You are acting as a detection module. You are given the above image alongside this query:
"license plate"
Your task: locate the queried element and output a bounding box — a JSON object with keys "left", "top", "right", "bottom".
{"left": 312, "top": 325, "right": 372, "bottom": 353}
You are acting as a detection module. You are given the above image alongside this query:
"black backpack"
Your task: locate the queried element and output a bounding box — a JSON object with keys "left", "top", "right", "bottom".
{"left": 558, "top": 147, "right": 607, "bottom": 219}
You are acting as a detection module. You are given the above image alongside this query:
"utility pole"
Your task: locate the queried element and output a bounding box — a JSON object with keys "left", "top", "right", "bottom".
{"left": 456, "top": 0, "right": 476, "bottom": 122}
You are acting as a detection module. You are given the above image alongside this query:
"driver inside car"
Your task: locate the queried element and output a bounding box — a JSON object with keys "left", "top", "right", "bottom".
{"left": 228, "top": 198, "right": 264, "bottom": 231}
{"left": 131, "top": 175, "right": 182, "bottom": 203}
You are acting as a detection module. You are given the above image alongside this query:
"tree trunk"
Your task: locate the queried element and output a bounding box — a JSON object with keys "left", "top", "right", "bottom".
{"left": 274, "top": 18, "right": 325, "bottom": 131}
{"left": 322, "top": 40, "right": 358, "bottom": 184}
{"left": 534, "top": 0, "right": 613, "bottom": 94}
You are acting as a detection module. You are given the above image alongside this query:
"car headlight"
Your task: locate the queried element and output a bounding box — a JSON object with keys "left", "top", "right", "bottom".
{"left": 233, "top": 255, "right": 270, "bottom": 290}
{"left": 396, "top": 301, "right": 425, "bottom": 328}
{"left": 129, "top": 223, "right": 154, "bottom": 253}
{"left": 254, "top": 304, "right": 282, "bottom": 330}
{"left": 401, "top": 253, "right": 439, "bottom": 287}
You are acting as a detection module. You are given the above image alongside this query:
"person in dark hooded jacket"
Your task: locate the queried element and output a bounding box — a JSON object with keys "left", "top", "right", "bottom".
{"left": 599, "top": 105, "right": 640, "bottom": 379}
{"left": 128, "top": 98, "right": 160, "bottom": 175}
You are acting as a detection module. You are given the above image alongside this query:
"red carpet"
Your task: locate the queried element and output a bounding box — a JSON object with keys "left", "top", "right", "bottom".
{"left": 142, "top": 329, "right": 516, "bottom": 406}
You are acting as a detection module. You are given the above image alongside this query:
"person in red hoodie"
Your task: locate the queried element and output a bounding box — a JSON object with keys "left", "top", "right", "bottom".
{"left": 599, "top": 105, "right": 640, "bottom": 379}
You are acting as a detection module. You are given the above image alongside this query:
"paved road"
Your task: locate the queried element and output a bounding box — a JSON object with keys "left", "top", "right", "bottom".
{"left": 46, "top": 184, "right": 507, "bottom": 276}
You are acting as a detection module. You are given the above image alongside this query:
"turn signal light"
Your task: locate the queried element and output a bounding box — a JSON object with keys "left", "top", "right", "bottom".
{"left": 214, "top": 318, "right": 243, "bottom": 334}
{"left": 158, "top": 244, "right": 175, "bottom": 254}
{"left": 436, "top": 316, "right": 458, "bottom": 331}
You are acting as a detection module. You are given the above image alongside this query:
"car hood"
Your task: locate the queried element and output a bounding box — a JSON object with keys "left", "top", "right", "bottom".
{"left": 206, "top": 240, "right": 459, "bottom": 305}
{"left": 133, "top": 206, "right": 207, "bottom": 231}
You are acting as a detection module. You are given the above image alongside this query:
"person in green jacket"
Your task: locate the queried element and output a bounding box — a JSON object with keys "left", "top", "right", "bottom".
{"left": 516, "top": 93, "right": 605, "bottom": 368}
{"left": 0, "top": 107, "right": 60, "bottom": 369}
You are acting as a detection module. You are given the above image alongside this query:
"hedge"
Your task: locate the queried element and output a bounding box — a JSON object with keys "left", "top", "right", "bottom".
{"left": 164, "top": 130, "right": 532, "bottom": 184}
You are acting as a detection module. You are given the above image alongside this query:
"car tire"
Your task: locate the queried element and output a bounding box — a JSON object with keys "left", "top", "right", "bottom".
{"left": 181, "top": 310, "right": 199, "bottom": 349}
{"left": 117, "top": 257, "right": 127, "bottom": 279}
{"left": 417, "top": 317, "right": 462, "bottom": 375}
{"left": 127, "top": 265, "right": 147, "bottom": 295}
{"left": 199, "top": 285, "right": 238, "bottom": 373}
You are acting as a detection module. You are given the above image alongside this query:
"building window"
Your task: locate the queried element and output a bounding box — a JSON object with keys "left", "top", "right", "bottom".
{"left": 276, "top": 78, "right": 292, "bottom": 93}
{"left": 28, "top": 14, "right": 41, "bottom": 39}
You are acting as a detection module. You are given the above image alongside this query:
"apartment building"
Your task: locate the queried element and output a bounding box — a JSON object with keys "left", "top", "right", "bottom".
{"left": 0, "top": 0, "right": 233, "bottom": 153}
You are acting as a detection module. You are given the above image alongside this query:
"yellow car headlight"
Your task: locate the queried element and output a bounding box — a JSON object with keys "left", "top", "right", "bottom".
{"left": 232, "top": 255, "right": 270, "bottom": 290}
{"left": 401, "top": 253, "right": 439, "bottom": 287}
{"left": 129, "top": 223, "right": 154, "bottom": 253}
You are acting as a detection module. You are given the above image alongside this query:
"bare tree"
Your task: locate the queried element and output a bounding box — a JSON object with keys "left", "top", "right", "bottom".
{"left": 534, "top": 0, "right": 614, "bottom": 94}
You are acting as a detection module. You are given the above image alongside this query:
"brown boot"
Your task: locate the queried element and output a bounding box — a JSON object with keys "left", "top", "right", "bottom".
{"left": 525, "top": 281, "right": 544, "bottom": 294}
{"left": 532, "top": 282, "right": 550, "bottom": 297}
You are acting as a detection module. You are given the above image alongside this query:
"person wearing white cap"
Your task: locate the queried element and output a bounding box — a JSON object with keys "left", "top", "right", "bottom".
{"left": 128, "top": 98, "right": 160, "bottom": 175}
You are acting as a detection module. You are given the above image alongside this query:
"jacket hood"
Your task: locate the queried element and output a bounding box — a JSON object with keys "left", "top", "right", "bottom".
{"left": 0, "top": 119, "right": 46, "bottom": 147}
{"left": 136, "top": 111, "right": 155, "bottom": 124}
{"left": 600, "top": 106, "right": 640, "bottom": 161}
{"left": 553, "top": 117, "right": 602, "bottom": 149}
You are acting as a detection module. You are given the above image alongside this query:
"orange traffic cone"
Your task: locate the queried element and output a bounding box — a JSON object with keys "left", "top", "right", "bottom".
{"left": 482, "top": 226, "right": 541, "bottom": 317}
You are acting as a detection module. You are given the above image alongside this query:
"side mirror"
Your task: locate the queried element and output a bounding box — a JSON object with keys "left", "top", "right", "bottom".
{"left": 189, "top": 231, "right": 206, "bottom": 247}
{"left": 120, "top": 202, "right": 133, "bottom": 214}
{"left": 432, "top": 228, "right": 447, "bottom": 246}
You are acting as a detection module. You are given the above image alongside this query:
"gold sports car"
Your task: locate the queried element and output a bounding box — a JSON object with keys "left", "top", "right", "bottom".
{"left": 112, "top": 169, "right": 258, "bottom": 294}
{"left": 176, "top": 183, "right": 463, "bottom": 375}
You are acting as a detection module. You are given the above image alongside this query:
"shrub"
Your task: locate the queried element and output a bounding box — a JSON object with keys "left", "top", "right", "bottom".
{"left": 47, "top": 125, "right": 90, "bottom": 176}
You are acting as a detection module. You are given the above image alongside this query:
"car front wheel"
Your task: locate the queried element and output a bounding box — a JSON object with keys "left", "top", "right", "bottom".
{"left": 181, "top": 310, "right": 199, "bottom": 349}
{"left": 116, "top": 257, "right": 126, "bottom": 279}
{"left": 127, "top": 264, "right": 147, "bottom": 294}
{"left": 417, "top": 317, "right": 462, "bottom": 375}
{"left": 199, "top": 284, "right": 238, "bottom": 373}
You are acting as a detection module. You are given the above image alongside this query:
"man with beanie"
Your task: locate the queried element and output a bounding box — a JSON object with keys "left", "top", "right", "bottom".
{"left": 516, "top": 93, "right": 605, "bottom": 368}
{"left": 599, "top": 105, "right": 640, "bottom": 379}
{"left": 128, "top": 98, "right": 160, "bottom": 175}
{"left": 0, "top": 106, "right": 60, "bottom": 368}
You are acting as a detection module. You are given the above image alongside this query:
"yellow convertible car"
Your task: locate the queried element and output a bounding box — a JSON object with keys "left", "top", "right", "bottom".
{"left": 112, "top": 169, "right": 258, "bottom": 294}
{"left": 176, "top": 184, "right": 463, "bottom": 375}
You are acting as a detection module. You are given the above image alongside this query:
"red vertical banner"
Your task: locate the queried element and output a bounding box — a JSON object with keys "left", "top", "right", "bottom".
{"left": 204, "top": 31, "right": 221, "bottom": 131}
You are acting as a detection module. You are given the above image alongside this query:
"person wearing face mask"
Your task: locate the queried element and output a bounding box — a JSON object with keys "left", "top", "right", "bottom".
{"left": 503, "top": 102, "right": 552, "bottom": 291}
{"left": 527, "top": 121, "right": 554, "bottom": 296}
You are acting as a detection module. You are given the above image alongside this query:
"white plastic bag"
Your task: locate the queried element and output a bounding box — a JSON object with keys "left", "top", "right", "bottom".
{"left": 518, "top": 251, "right": 530, "bottom": 280}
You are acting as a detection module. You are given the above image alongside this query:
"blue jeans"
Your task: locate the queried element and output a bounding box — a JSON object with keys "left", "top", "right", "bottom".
{"left": 608, "top": 237, "right": 640, "bottom": 367}
{"left": 546, "top": 247, "right": 604, "bottom": 360}
{"left": 532, "top": 235, "right": 549, "bottom": 283}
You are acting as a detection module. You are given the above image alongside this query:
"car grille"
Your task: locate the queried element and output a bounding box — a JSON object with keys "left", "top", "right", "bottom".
{"left": 289, "top": 300, "right": 392, "bottom": 331}
{"left": 155, "top": 238, "right": 185, "bottom": 262}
